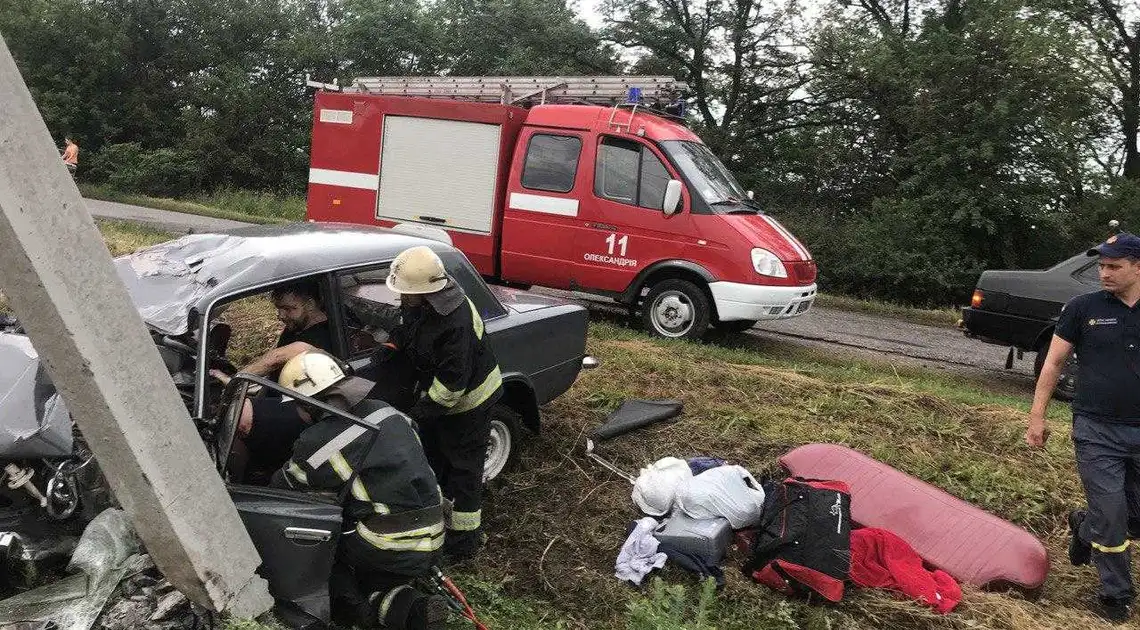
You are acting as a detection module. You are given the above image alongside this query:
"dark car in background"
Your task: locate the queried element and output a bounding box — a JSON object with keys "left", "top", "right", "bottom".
{"left": 960, "top": 251, "right": 1102, "bottom": 400}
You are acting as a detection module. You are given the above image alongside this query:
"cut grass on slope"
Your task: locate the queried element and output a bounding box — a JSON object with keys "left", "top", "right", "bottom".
{"left": 468, "top": 322, "right": 1094, "bottom": 630}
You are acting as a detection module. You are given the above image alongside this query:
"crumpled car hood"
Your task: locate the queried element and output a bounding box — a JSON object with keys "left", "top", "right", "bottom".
{"left": 113, "top": 234, "right": 256, "bottom": 336}
{"left": 0, "top": 333, "right": 74, "bottom": 458}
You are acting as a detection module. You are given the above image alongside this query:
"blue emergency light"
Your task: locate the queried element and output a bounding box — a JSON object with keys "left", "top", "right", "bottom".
{"left": 626, "top": 87, "right": 642, "bottom": 104}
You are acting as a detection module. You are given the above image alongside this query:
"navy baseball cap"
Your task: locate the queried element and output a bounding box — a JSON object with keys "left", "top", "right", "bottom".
{"left": 1088, "top": 232, "right": 1140, "bottom": 258}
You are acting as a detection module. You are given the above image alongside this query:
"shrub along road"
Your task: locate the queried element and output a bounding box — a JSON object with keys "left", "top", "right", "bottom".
{"left": 84, "top": 197, "right": 1038, "bottom": 393}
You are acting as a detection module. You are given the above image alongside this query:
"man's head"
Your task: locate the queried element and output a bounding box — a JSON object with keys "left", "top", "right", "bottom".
{"left": 271, "top": 282, "right": 325, "bottom": 332}
{"left": 1088, "top": 232, "right": 1140, "bottom": 296}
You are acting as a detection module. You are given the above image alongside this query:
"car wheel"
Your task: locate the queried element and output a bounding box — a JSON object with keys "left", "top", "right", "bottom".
{"left": 484, "top": 404, "right": 521, "bottom": 482}
{"left": 1033, "top": 349, "right": 1078, "bottom": 402}
{"left": 641, "top": 279, "right": 711, "bottom": 340}
{"left": 716, "top": 319, "right": 758, "bottom": 334}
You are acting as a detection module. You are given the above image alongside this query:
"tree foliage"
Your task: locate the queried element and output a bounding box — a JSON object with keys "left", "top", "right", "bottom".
{"left": 1, "top": 0, "right": 1134, "bottom": 304}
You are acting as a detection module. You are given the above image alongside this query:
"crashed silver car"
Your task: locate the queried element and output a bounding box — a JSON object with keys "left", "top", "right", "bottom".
{"left": 0, "top": 222, "right": 591, "bottom": 625}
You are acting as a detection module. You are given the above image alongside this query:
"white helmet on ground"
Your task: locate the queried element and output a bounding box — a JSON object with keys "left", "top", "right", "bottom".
{"left": 278, "top": 350, "right": 346, "bottom": 398}
{"left": 386, "top": 246, "right": 448, "bottom": 295}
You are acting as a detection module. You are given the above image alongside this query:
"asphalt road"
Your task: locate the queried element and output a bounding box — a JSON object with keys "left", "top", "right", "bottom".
{"left": 84, "top": 197, "right": 1037, "bottom": 391}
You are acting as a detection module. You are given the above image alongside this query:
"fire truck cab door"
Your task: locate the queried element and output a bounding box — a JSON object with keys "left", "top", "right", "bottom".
{"left": 500, "top": 129, "right": 588, "bottom": 289}
{"left": 575, "top": 135, "right": 692, "bottom": 293}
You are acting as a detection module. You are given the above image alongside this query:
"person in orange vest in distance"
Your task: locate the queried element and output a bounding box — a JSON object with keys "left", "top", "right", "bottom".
{"left": 61, "top": 137, "right": 78, "bottom": 175}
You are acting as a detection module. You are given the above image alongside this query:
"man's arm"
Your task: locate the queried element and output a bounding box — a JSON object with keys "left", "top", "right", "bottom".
{"left": 1026, "top": 335, "right": 1074, "bottom": 447}
{"left": 242, "top": 341, "right": 315, "bottom": 377}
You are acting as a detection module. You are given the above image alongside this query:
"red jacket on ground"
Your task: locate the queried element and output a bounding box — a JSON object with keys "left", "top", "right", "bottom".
{"left": 850, "top": 527, "right": 962, "bottom": 614}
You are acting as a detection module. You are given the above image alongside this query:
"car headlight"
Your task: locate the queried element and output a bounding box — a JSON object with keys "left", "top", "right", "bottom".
{"left": 751, "top": 248, "right": 788, "bottom": 278}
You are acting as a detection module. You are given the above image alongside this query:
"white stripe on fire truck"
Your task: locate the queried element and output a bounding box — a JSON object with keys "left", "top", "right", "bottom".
{"left": 508, "top": 192, "right": 579, "bottom": 217}
{"left": 761, "top": 215, "right": 811, "bottom": 261}
{"left": 308, "top": 168, "right": 380, "bottom": 191}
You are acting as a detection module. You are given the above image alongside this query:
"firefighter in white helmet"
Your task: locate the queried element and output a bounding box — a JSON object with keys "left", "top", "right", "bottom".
{"left": 374, "top": 245, "right": 503, "bottom": 563}
{"left": 272, "top": 350, "right": 449, "bottom": 629}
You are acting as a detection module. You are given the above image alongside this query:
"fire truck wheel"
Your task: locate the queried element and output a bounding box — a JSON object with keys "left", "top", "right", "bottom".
{"left": 641, "top": 279, "right": 711, "bottom": 340}
{"left": 484, "top": 404, "right": 521, "bottom": 482}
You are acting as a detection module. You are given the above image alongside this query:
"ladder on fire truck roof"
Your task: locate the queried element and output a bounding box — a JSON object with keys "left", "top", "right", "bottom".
{"left": 306, "top": 74, "right": 688, "bottom": 106}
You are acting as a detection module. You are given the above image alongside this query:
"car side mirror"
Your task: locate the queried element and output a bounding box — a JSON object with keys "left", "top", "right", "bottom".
{"left": 663, "top": 180, "right": 683, "bottom": 216}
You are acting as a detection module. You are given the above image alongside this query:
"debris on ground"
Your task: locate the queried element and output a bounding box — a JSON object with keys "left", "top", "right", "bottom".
{"left": 0, "top": 509, "right": 148, "bottom": 630}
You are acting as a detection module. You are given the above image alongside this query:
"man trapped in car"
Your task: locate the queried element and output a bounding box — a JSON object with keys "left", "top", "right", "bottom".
{"left": 1028, "top": 232, "right": 1140, "bottom": 623}
{"left": 212, "top": 281, "right": 334, "bottom": 481}
{"left": 273, "top": 350, "right": 449, "bottom": 629}
{"left": 375, "top": 246, "right": 503, "bottom": 562}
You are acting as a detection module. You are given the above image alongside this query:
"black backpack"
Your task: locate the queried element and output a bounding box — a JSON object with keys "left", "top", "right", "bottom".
{"left": 742, "top": 477, "right": 852, "bottom": 602}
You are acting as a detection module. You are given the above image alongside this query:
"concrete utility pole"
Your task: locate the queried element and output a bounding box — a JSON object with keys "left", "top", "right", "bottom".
{"left": 0, "top": 35, "right": 272, "bottom": 617}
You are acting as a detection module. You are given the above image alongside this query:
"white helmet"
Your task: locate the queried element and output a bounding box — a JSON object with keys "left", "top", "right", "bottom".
{"left": 278, "top": 351, "right": 346, "bottom": 398}
{"left": 386, "top": 246, "right": 448, "bottom": 295}
{"left": 631, "top": 457, "right": 693, "bottom": 516}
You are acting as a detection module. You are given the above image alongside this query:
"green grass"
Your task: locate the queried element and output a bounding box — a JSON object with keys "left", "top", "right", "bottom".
{"left": 816, "top": 292, "right": 963, "bottom": 328}
{"left": 80, "top": 184, "right": 301, "bottom": 225}
{"left": 59, "top": 223, "right": 1098, "bottom": 630}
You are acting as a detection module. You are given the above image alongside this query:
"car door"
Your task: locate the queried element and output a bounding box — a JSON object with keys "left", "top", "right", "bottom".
{"left": 216, "top": 383, "right": 343, "bottom": 623}
{"left": 500, "top": 129, "right": 587, "bottom": 288}
{"left": 576, "top": 135, "right": 695, "bottom": 293}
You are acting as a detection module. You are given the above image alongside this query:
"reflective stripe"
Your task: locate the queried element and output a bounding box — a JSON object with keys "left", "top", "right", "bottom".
{"left": 305, "top": 407, "right": 394, "bottom": 469}
{"left": 357, "top": 521, "right": 446, "bottom": 552}
{"left": 428, "top": 377, "right": 464, "bottom": 408}
{"left": 450, "top": 509, "right": 481, "bottom": 531}
{"left": 447, "top": 366, "right": 502, "bottom": 415}
{"left": 329, "top": 452, "right": 353, "bottom": 481}
{"left": 351, "top": 478, "right": 371, "bottom": 503}
{"left": 1093, "top": 540, "right": 1131, "bottom": 553}
{"left": 286, "top": 462, "right": 309, "bottom": 485}
{"left": 468, "top": 299, "right": 484, "bottom": 339}
{"left": 379, "top": 584, "right": 413, "bottom": 618}
{"left": 373, "top": 502, "right": 391, "bottom": 515}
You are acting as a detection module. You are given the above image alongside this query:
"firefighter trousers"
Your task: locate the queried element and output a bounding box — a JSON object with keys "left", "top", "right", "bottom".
{"left": 330, "top": 533, "right": 438, "bottom": 629}
{"left": 418, "top": 401, "right": 495, "bottom": 553}
{"left": 1073, "top": 415, "right": 1140, "bottom": 602}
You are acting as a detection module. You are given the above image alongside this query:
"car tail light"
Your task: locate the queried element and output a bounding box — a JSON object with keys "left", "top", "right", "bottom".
{"left": 971, "top": 290, "right": 984, "bottom": 308}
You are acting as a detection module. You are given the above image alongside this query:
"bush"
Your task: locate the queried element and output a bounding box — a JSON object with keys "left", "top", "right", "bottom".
{"left": 86, "top": 143, "right": 203, "bottom": 198}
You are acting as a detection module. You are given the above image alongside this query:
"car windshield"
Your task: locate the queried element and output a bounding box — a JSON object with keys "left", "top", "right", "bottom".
{"left": 661, "top": 140, "right": 749, "bottom": 208}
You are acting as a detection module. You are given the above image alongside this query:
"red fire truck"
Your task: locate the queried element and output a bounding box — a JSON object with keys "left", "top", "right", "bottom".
{"left": 306, "top": 75, "right": 816, "bottom": 339}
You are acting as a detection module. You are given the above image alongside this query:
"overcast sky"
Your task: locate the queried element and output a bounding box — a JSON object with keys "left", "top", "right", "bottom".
{"left": 575, "top": 0, "right": 605, "bottom": 28}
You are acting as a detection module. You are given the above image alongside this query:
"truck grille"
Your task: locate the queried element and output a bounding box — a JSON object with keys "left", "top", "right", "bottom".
{"left": 786, "top": 261, "right": 817, "bottom": 286}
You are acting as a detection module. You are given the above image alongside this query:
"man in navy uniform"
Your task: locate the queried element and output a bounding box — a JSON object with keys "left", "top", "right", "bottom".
{"left": 1028, "top": 231, "right": 1140, "bottom": 623}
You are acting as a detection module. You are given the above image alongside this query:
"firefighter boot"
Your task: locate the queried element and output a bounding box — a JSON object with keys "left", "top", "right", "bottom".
{"left": 442, "top": 528, "right": 483, "bottom": 565}
{"left": 373, "top": 586, "right": 450, "bottom": 629}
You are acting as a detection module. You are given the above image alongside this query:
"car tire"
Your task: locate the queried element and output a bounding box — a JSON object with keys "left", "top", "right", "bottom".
{"left": 715, "top": 319, "right": 758, "bottom": 334}
{"left": 484, "top": 404, "right": 521, "bottom": 482}
{"left": 641, "top": 279, "right": 711, "bottom": 340}
{"left": 1033, "top": 349, "right": 1078, "bottom": 402}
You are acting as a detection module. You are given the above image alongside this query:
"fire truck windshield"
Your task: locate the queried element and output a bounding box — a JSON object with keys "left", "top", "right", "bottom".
{"left": 661, "top": 141, "right": 749, "bottom": 208}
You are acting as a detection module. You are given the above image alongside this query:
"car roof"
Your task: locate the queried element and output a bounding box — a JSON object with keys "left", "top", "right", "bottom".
{"left": 115, "top": 222, "right": 453, "bottom": 335}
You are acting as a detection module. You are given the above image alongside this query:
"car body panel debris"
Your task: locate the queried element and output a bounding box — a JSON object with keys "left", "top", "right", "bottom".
{"left": 0, "top": 509, "right": 150, "bottom": 630}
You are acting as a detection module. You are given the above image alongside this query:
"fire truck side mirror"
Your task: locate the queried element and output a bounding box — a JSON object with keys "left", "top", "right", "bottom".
{"left": 663, "top": 180, "right": 683, "bottom": 216}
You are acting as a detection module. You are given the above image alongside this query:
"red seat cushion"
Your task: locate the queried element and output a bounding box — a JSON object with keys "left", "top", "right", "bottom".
{"left": 780, "top": 443, "right": 1049, "bottom": 589}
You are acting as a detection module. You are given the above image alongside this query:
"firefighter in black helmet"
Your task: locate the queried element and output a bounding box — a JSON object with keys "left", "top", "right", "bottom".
{"left": 378, "top": 245, "right": 503, "bottom": 562}
{"left": 271, "top": 350, "right": 449, "bottom": 629}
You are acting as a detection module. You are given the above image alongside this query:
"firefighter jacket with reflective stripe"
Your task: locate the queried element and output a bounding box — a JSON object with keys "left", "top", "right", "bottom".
{"left": 389, "top": 285, "right": 503, "bottom": 419}
{"left": 275, "top": 399, "right": 444, "bottom": 555}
